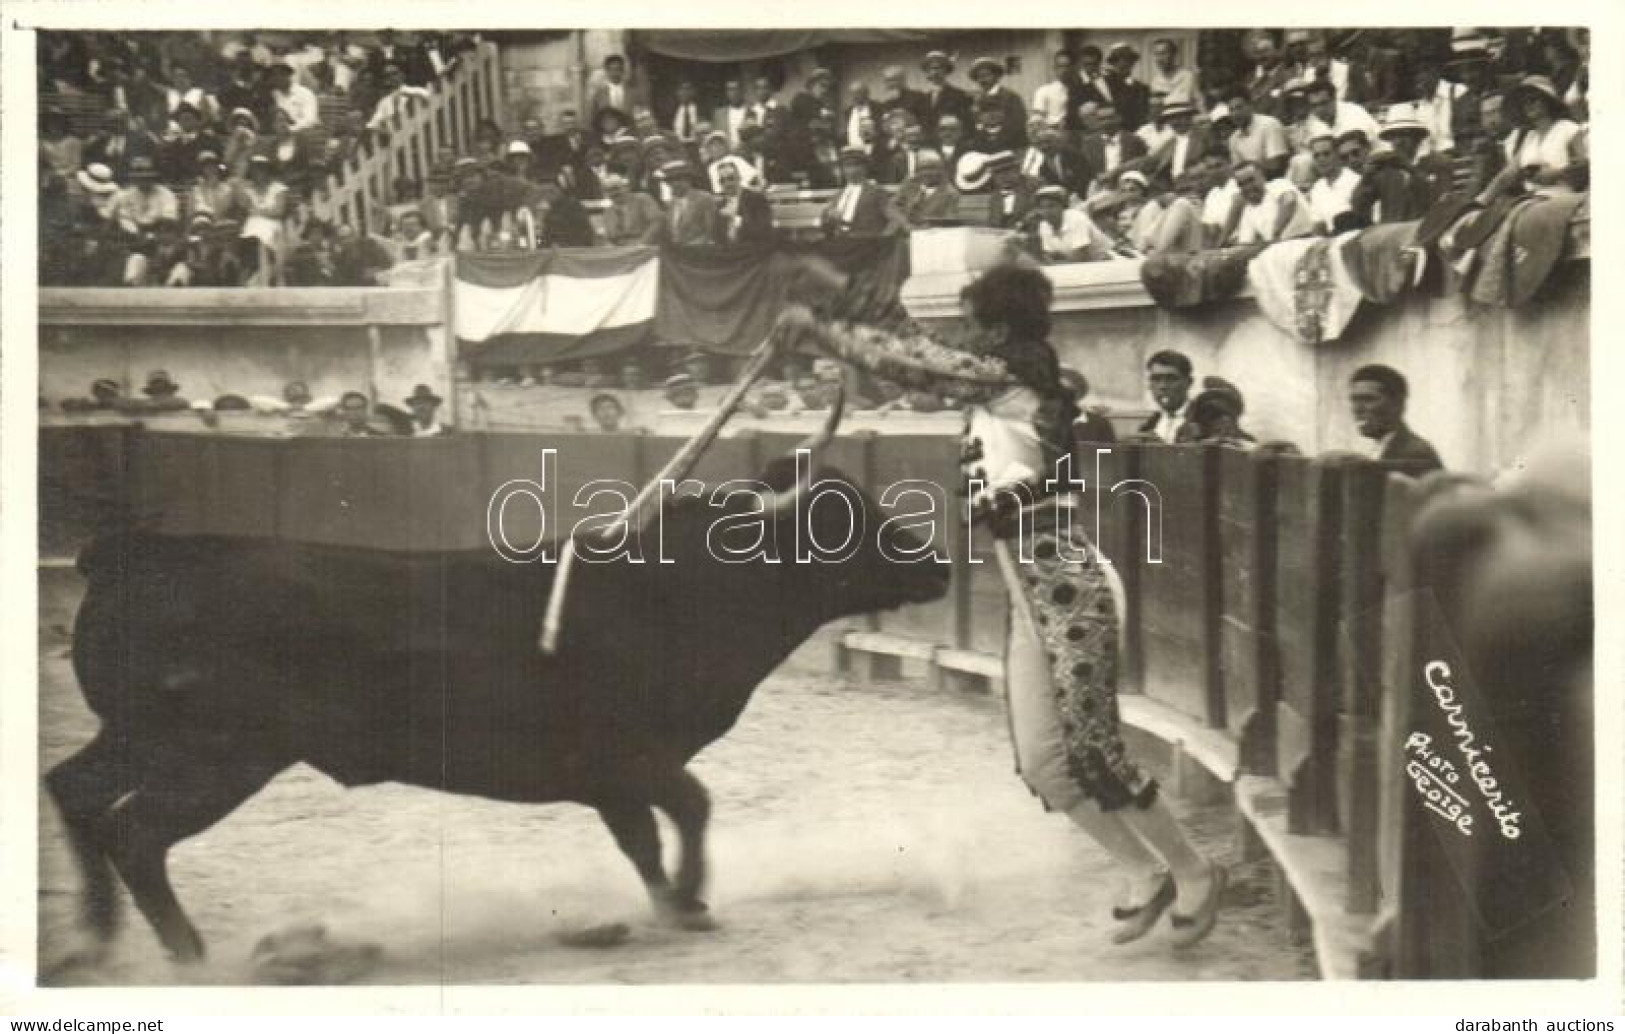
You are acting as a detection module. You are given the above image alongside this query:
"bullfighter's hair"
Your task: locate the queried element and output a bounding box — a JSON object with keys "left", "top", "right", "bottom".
{"left": 960, "top": 263, "right": 1077, "bottom": 460}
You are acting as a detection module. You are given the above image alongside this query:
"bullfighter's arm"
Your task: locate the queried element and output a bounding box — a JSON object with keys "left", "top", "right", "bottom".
{"left": 776, "top": 305, "right": 1018, "bottom": 405}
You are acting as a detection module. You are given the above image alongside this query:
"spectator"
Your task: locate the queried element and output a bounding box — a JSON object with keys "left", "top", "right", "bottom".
{"left": 217, "top": 50, "right": 269, "bottom": 128}
{"left": 1224, "top": 89, "right": 1289, "bottom": 179}
{"left": 1031, "top": 50, "right": 1077, "bottom": 128}
{"left": 169, "top": 212, "right": 245, "bottom": 287}
{"left": 747, "top": 74, "right": 783, "bottom": 127}
{"left": 658, "top": 161, "right": 718, "bottom": 247}
{"left": 265, "top": 107, "right": 317, "bottom": 196}
{"left": 392, "top": 210, "right": 436, "bottom": 260}
{"left": 714, "top": 79, "right": 751, "bottom": 147}
{"left": 1503, "top": 75, "right": 1587, "bottom": 197}
{"left": 1229, "top": 160, "right": 1312, "bottom": 244}
{"left": 86, "top": 107, "right": 160, "bottom": 181}
{"left": 1348, "top": 364, "right": 1443, "bottom": 474}
{"left": 402, "top": 385, "right": 448, "bottom": 436}
{"left": 70, "top": 162, "right": 121, "bottom": 222}
{"left": 1349, "top": 107, "right": 1451, "bottom": 225}
{"left": 976, "top": 151, "right": 1039, "bottom": 230}
{"left": 1028, "top": 184, "right": 1113, "bottom": 263}
{"left": 1143, "top": 101, "right": 1205, "bottom": 190}
{"left": 137, "top": 370, "right": 190, "bottom": 412}
{"left": 240, "top": 154, "right": 290, "bottom": 284}
{"left": 1306, "top": 134, "right": 1360, "bottom": 234}
{"left": 921, "top": 51, "right": 975, "bottom": 142}
{"left": 662, "top": 373, "right": 701, "bottom": 411}
{"left": 600, "top": 172, "right": 664, "bottom": 246}
{"left": 1334, "top": 129, "right": 1371, "bottom": 176}
{"left": 335, "top": 391, "right": 382, "bottom": 436}
{"left": 590, "top": 54, "right": 641, "bottom": 126}
{"left": 1143, "top": 168, "right": 1209, "bottom": 255}
{"left": 59, "top": 378, "right": 124, "bottom": 413}
{"left": 1073, "top": 44, "right": 1114, "bottom": 110}
{"left": 1290, "top": 29, "right": 1354, "bottom": 103}
{"left": 1060, "top": 368, "right": 1117, "bottom": 448}
{"left": 821, "top": 147, "right": 899, "bottom": 238}
{"left": 534, "top": 182, "right": 595, "bottom": 248}
{"left": 1188, "top": 381, "right": 1256, "bottom": 448}
{"left": 1300, "top": 80, "right": 1379, "bottom": 150}
{"left": 888, "top": 148, "right": 960, "bottom": 228}
{"left": 854, "top": 115, "right": 895, "bottom": 184}
{"left": 714, "top": 161, "right": 773, "bottom": 245}
{"left": 790, "top": 67, "right": 838, "bottom": 133}
{"left": 1139, "top": 350, "right": 1196, "bottom": 442}
{"left": 842, "top": 82, "right": 878, "bottom": 151}
{"left": 732, "top": 125, "right": 772, "bottom": 187}
{"left": 158, "top": 101, "right": 219, "bottom": 182}
{"left": 106, "top": 155, "right": 178, "bottom": 235}
{"left": 668, "top": 80, "right": 703, "bottom": 147}
{"left": 1463, "top": 92, "right": 1510, "bottom": 196}
{"left": 969, "top": 56, "right": 1027, "bottom": 149}
{"left": 39, "top": 108, "right": 84, "bottom": 182}
{"left": 1245, "top": 31, "right": 1293, "bottom": 116}
{"left": 222, "top": 107, "right": 262, "bottom": 178}
{"left": 419, "top": 158, "right": 466, "bottom": 247}
{"left": 268, "top": 62, "right": 321, "bottom": 134}
{"left": 1103, "top": 42, "right": 1151, "bottom": 132}
{"left": 1148, "top": 37, "right": 1202, "bottom": 111}
{"left": 589, "top": 392, "right": 626, "bottom": 433}
{"left": 880, "top": 64, "right": 930, "bottom": 133}
{"left": 935, "top": 115, "right": 973, "bottom": 180}
{"left": 619, "top": 360, "right": 649, "bottom": 391}
{"left": 1077, "top": 103, "right": 1148, "bottom": 194}
{"left": 1198, "top": 151, "right": 1240, "bottom": 245}
{"left": 367, "top": 63, "right": 431, "bottom": 132}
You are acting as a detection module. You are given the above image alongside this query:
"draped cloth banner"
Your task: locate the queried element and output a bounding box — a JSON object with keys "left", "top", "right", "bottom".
{"left": 456, "top": 247, "right": 661, "bottom": 364}
{"left": 456, "top": 238, "right": 912, "bottom": 365}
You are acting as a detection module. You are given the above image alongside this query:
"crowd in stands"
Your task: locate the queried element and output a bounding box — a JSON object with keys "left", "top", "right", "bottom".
{"left": 38, "top": 30, "right": 480, "bottom": 287}
{"left": 39, "top": 27, "right": 1589, "bottom": 285}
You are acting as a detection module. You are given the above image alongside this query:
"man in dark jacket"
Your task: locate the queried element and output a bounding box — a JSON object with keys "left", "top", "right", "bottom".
{"left": 1348, "top": 364, "right": 1443, "bottom": 474}
{"left": 1103, "top": 42, "right": 1152, "bottom": 132}
{"left": 920, "top": 51, "right": 975, "bottom": 145}
{"left": 969, "top": 57, "right": 1028, "bottom": 149}
{"left": 714, "top": 161, "right": 773, "bottom": 244}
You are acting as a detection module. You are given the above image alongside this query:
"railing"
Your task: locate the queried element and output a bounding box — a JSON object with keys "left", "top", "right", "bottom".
{"left": 312, "top": 40, "right": 506, "bottom": 236}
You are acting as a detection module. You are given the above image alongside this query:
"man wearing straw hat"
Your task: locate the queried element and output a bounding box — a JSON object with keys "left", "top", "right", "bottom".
{"left": 107, "top": 155, "right": 178, "bottom": 236}
{"left": 1350, "top": 105, "right": 1451, "bottom": 225}
{"left": 969, "top": 56, "right": 1028, "bottom": 149}
{"left": 921, "top": 50, "right": 974, "bottom": 144}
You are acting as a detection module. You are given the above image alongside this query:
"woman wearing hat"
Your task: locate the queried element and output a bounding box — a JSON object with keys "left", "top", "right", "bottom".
{"left": 223, "top": 107, "right": 263, "bottom": 179}
{"left": 1504, "top": 75, "right": 1587, "bottom": 197}
{"left": 776, "top": 264, "right": 1227, "bottom": 949}
{"left": 72, "top": 162, "right": 122, "bottom": 221}
{"left": 240, "top": 154, "right": 290, "bottom": 285}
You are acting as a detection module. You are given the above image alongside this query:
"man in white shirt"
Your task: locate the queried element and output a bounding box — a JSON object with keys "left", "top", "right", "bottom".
{"left": 1140, "top": 350, "right": 1195, "bottom": 443}
{"left": 1224, "top": 91, "right": 1290, "bottom": 179}
{"left": 1230, "top": 161, "right": 1313, "bottom": 245}
{"left": 714, "top": 80, "right": 751, "bottom": 147}
{"left": 1199, "top": 152, "right": 1240, "bottom": 246}
{"left": 1148, "top": 37, "right": 1202, "bottom": 110}
{"left": 268, "top": 64, "right": 321, "bottom": 133}
{"left": 1306, "top": 134, "right": 1359, "bottom": 234}
{"left": 1300, "top": 81, "right": 1378, "bottom": 148}
{"left": 669, "top": 81, "right": 702, "bottom": 145}
{"left": 368, "top": 65, "right": 432, "bottom": 131}
{"left": 1030, "top": 184, "right": 1112, "bottom": 263}
{"left": 1031, "top": 49, "right": 1076, "bottom": 126}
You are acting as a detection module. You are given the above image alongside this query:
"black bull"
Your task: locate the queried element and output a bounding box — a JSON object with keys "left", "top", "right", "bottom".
{"left": 48, "top": 458, "right": 949, "bottom": 962}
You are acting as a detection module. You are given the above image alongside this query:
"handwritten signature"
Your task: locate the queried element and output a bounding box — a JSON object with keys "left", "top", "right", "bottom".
{"left": 1405, "top": 661, "right": 1523, "bottom": 841}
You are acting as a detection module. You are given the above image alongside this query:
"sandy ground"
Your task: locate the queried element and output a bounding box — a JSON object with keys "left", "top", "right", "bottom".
{"left": 37, "top": 568, "right": 1314, "bottom": 986}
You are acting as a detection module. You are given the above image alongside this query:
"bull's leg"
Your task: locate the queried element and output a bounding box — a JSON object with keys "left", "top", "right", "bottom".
{"left": 596, "top": 802, "right": 678, "bottom": 912}
{"left": 45, "top": 730, "right": 136, "bottom": 944}
{"left": 101, "top": 753, "right": 284, "bottom": 963}
{"left": 648, "top": 768, "right": 714, "bottom": 930}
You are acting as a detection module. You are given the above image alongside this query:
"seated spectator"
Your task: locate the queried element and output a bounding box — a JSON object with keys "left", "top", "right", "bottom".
{"left": 106, "top": 154, "right": 178, "bottom": 236}
{"left": 1347, "top": 364, "right": 1443, "bottom": 474}
{"left": 1031, "top": 49, "right": 1078, "bottom": 128}
{"left": 802, "top": 113, "right": 844, "bottom": 189}
{"left": 162, "top": 64, "right": 219, "bottom": 128}
{"left": 1223, "top": 90, "right": 1289, "bottom": 180}
{"left": 239, "top": 154, "right": 290, "bottom": 284}
{"left": 133, "top": 370, "right": 191, "bottom": 412}
{"left": 731, "top": 125, "right": 772, "bottom": 187}
{"left": 1059, "top": 368, "right": 1117, "bottom": 447}
{"left": 1348, "top": 107, "right": 1452, "bottom": 225}
{"left": 714, "top": 161, "right": 773, "bottom": 245}
{"left": 1143, "top": 101, "right": 1205, "bottom": 192}
{"left": 935, "top": 115, "right": 973, "bottom": 178}
{"left": 158, "top": 102, "right": 219, "bottom": 182}
{"left": 1502, "top": 75, "right": 1588, "bottom": 197}
{"left": 71, "top": 161, "right": 121, "bottom": 222}
{"left": 403, "top": 384, "right": 448, "bottom": 436}
{"left": 334, "top": 390, "right": 384, "bottom": 437}
{"left": 166, "top": 212, "right": 245, "bottom": 286}
{"left": 222, "top": 107, "right": 263, "bottom": 178}
{"left": 589, "top": 392, "right": 626, "bottom": 433}
{"left": 1229, "top": 160, "right": 1312, "bottom": 245}
{"left": 366, "top": 63, "right": 431, "bottom": 132}
{"left": 85, "top": 107, "right": 160, "bottom": 180}
{"left": 600, "top": 172, "right": 664, "bottom": 246}
{"left": 975, "top": 151, "right": 1039, "bottom": 230}
{"left": 39, "top": 108, "right": 84, "bottom": 182}
{"left": 1333, "top": 129, "right": 1371, "bottom": 177}
{"left": 217, "top": 50, "right": 270, "bottom": 129}
{"left": 268, "top": 62, "right": 321, "bottom": 133}
{"left": 1027, "top": 120, "right": 1092, "bottom": 201}
{"left": 888, "top": 148, "right": 960, "bottom": 228}
{"left": 264, "top": 107, "right": 317, "bottom": 197}
{"left": 821, "top": 148, "right": 899, "bottom": 238}
{"left": 1187, "top": 380, "right": 1256, "bottom": 449}
{"left": 59, "top": 378, "right": 123, "bottom": 413}
{"left": 392, "top": 209, "right": 436, "bottom": 260}
{"left": 1148, "top": 37, "right": 1202, "bottom": 112}
{"left": 284, "top": 221, "right": 347, "bottom": 286}
{"left": 853, "top": 115, "right": 895, "bottom": 184}
{"left": 657, "top": 162, "right": 718, "bottom": 247}
{"left": 1028, "top": 184, "right": 1113, "bottom": 263}
{"left": 1300, "top": 80, "right": 1378, "bottom": 151}
{"left": 662, "top": 373, "right": 701, "bottom": 411}
{"left": 1142, "top": 168, "right": 1209, "bottom": 255}
{"left": 1306, "top": 134, "right": 1360, "bottom": 234}
{"left": 334, "top": 223, "right": 399, "bottom": 283}
{"left": 1077, "top": 102, "right": 1149, "bottom": 196}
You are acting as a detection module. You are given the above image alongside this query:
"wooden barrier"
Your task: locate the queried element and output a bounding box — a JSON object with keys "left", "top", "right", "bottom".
{"left": 1273, "top": 455, "right": 1344, "bottom": 836}
{"left": 43, "top": 426, "right": 1584, "bottom": 979}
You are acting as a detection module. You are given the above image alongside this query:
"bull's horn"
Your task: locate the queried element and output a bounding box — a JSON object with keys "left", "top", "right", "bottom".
{"left": 766, "top": 373, "right": 848, "bottom": 517}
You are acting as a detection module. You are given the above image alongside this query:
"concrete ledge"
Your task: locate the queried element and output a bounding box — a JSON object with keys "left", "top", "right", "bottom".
{"left": 1235, "top": 774, "right": 1378, "bottom": 981}
{"left": 1118, "top": 691, "right": 1240, "bottom": 783}
{"left": 39, "top": 286, "right": 446, "bottom": 326}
